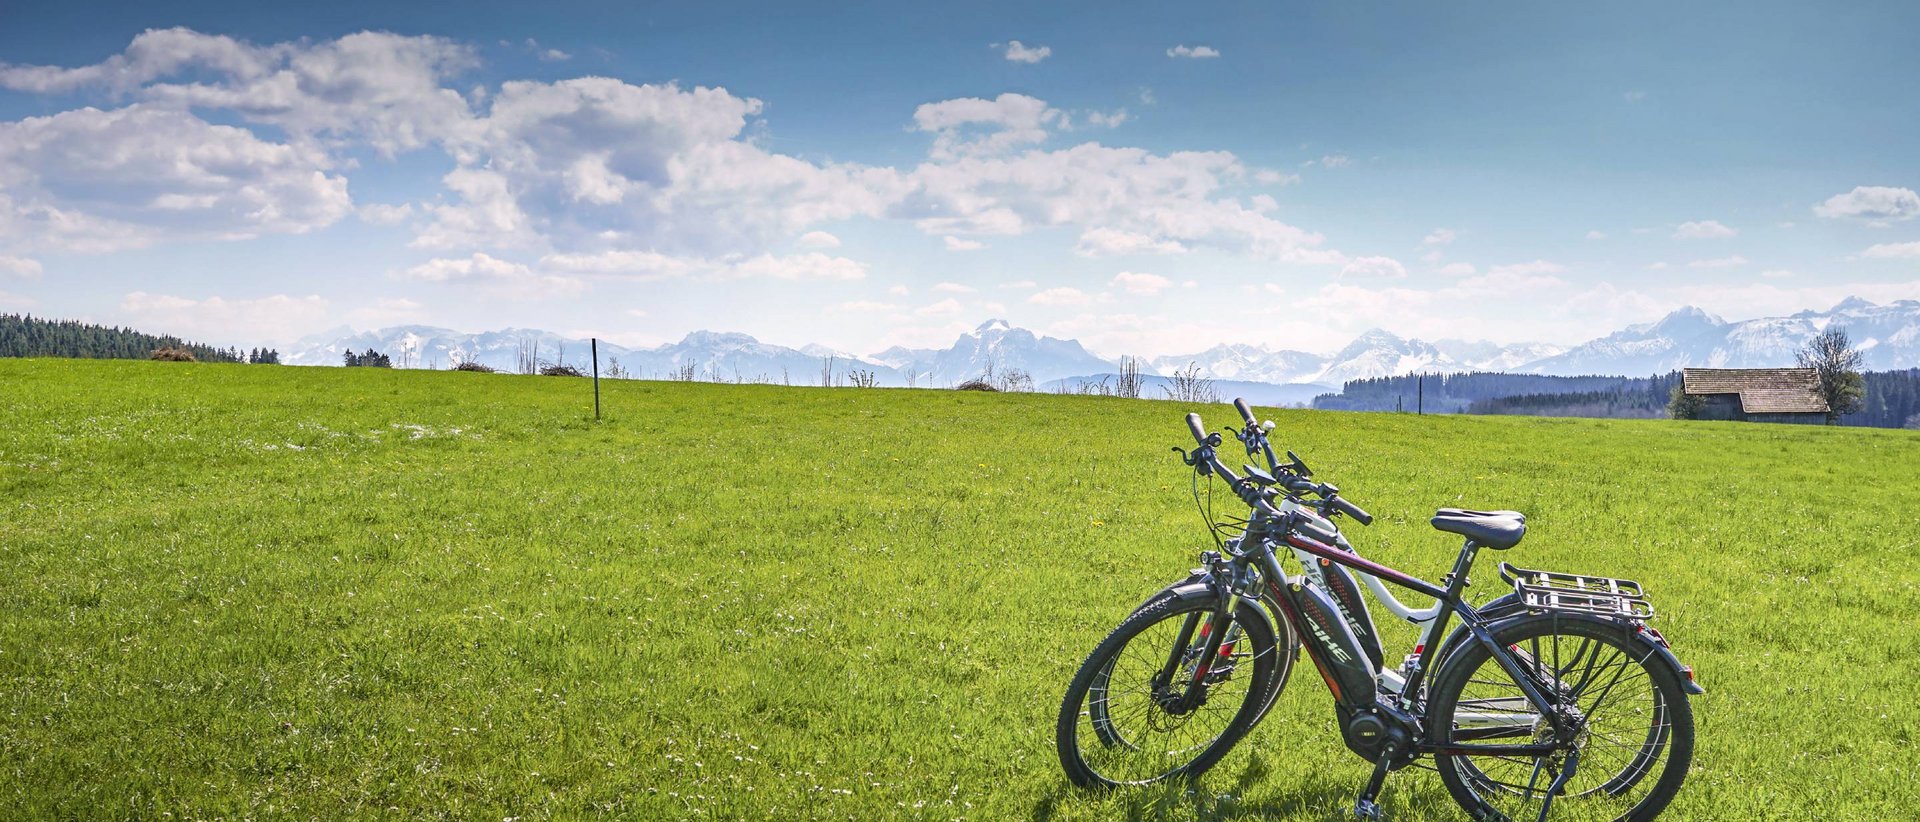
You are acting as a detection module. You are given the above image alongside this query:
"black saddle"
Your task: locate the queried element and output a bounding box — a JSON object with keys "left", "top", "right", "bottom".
{"left": 1430, "top": 508, "right": 1526, "bottom": 550}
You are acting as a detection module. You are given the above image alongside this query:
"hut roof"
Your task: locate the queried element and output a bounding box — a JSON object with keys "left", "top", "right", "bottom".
{"left": 1681, "top": 368, "right": 1829, "bottom": 414}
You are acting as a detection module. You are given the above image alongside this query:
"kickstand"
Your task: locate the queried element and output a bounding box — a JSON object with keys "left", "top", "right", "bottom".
{"left": 1352, "top": 740, "right": 1397, "bottom": 820}
{"left": 1533, "top": 749, "right": 1580, "bottom": 822}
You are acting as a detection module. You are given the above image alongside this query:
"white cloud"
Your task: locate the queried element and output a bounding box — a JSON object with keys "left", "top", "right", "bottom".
{"left": 798, "top": 230, "right": 841, "bottom": 248}
{"left": 1585, "top": 230, "right": 1607, "bottom": 240}
{"left": 1814, "top": 186, "right": 1920, "bottom": 222}
{"left": 358, "top": 202, "right": 415, "bottom": 226}
{"left": 118, "top": 291, "right": 332, "bottom": 345}
{"left": 1315, "top": 154, "right": 1352, "bottom": 169}
{"left": 0, "top": 255, "right": 42, "bottom": 278}
{"left": 1249, "top": 194, "right": 1279, "bottom": 212}
{"left": 1436, "top": 262, "right": 1476, "bottom": 276}
{"left": 1086, "top": 108, "right": 1130, "bottom": 128}
{"left": 1861, "top": 241, "right": 1920, "bottom": 259}
{"left": 1422, "top": 228, "right": 1456, "bottom": 246}
{"left": 537, "top": 249, "right": 867, "bottom": 282}
{"left": 887, "top": 284, "right": 910, "bottom": 296}
{"left": 1029, "top": 286, "right": 1091, "bottom": 306}
{"left": 1111, "top": 271, "right": 1171, "bottom": 296}
{"left": 0, "top": 29, "right": 481, "bottom": 156}
{"left": 524, "top": 40, "right": 572, "bottom": 62}
{"left": 1074, "top": 227, "right": 1188, "bottom": 257}
{"left": 836, "top": 300, "right": 903, "bottom": 312}
{"left": 911, "top": 92, "right": 1063, "bottom": 159}
{"left": 1137, "top": 87, "right": 1156, "bottom": 105}
{"left": 1253, "top": 169, "right": 1300, "bottom": 185}
{"left": 905, "top": 140, "right": 1334, "bottom": 263}
{"left": 915, "top": 298, "right": 964, "bottom": 316}
{"left": 932, "top": 281, "right": 976, "bottom": 293}
{"left": 1487, "top": 260, "right": 1567, "bottom": 278}
{"left": 420, "top": 78, "right": 904, "bottom": 254}
{"left": 1673, "top": 220, "right": 1737, "bottom": 239}
{"left": 1166, "top": 45, "right": 1221, "bottom": 59}
{"left": 398, "top": 252, "right": 586, "bottom": 298}
{"left": 347, "top": 296, "right": 424, "bottom": 327}
{"left": 1687, "top": 255, "right": 1749, "bottom": 269}
{"left": 943, "top": 235, "right": 984, "bottom": 251}
{"left": 998, "top": 40, "right": 1052, "bottom": 63}
{"left": 1339, "top": 256, "right": 1407, "bottom": 279}
{"left": 0, "top": 104, "right": 352, "bottom": 253}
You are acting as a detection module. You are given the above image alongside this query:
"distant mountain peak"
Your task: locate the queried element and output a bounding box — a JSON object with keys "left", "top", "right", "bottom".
{"left": 1831, "top": 295, "right": 1877, "bottom": 313}
{"left": 975, "top": 318, "right": 1013, "bottom": 333}
{"left": 680, "top": 330, "right": 759, "bottom": 346}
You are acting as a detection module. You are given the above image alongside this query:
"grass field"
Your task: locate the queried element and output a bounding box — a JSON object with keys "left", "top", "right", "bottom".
{"left": 3, "top": 358, "right": 1918, "bottom": 820}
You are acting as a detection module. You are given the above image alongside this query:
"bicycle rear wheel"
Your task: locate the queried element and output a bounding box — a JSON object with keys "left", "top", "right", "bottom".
{"left": 1429, "top": 616, "right": 1694, "bottom": 821}
{"left": 1056, "top": 593, "right": 1277, "bottom": 788}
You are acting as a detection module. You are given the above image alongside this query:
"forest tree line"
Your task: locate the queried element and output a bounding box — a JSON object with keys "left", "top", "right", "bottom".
{"left": 0, "top": 314, "right": 281, "bottom": 363}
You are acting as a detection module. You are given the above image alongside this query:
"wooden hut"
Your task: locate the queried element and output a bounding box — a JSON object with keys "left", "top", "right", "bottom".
{"left": 1680, "top": 368, "right": 1829, "bottom": 424}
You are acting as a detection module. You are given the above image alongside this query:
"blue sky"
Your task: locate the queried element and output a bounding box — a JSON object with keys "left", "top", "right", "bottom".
{"left": 1, "top": 0, "right": 1917, "bottom": 356}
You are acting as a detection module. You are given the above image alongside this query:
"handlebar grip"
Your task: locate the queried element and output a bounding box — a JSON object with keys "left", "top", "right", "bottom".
{"left": 1330, "top": 496, "right": 1374, "bottom": 526}
{"left": 1282, "top": 476, "right": 1317, "bottom": 494}
{"left": 1185, "top": 412, "right": 1207, "bottom": 444}
{"left": 1233, "top": 397, "right": 1256, "bottom": 426}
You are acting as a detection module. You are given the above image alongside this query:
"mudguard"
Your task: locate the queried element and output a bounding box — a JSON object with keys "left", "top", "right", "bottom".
{"left": 1136, "top": 573, "right": 1299, "bottom": 652}
{"left": 1440, "top": 610, "right": 1705, "bottom": 699}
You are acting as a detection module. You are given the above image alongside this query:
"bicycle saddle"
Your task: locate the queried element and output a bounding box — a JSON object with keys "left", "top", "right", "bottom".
{"left": 1430, "top": 508, "right": 1526, "bottom": 550}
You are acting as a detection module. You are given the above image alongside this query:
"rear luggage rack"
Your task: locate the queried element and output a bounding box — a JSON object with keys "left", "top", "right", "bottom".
{"left": 1498, "top": 562, "right": 1654, "bottom": 621}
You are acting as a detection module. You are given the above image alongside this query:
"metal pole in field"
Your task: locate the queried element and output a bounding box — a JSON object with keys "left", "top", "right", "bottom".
{"left": 1417, "top": 373, "right": 1424, "bottom": 415}
{"left": 592, "top": 338, "right": 601, "bottom": 420}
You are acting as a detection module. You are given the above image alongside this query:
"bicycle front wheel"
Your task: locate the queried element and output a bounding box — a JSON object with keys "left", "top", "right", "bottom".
{"left": 1056, "top": 593, "right": 1277, "bottom": 788}
{"left": 1429, "top": 616, "right": 1695, "bottom": 821}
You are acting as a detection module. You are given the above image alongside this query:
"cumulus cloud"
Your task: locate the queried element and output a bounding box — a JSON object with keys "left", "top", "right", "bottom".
{"left": 118, "top": 291, "right": 332, "bottom": 344}
{"left": 905, "top": 143, "right": 1332, "bottom": 263}
{"left": 358, "top": 202, "right": 415, "bottom": 225}
{"left": 932, "top": 281, "right": 976, "bottom": 293}
{"left": 419, "top": 78, "right": 905, "bottom": 254}
{"left": 1029, "top": 286, "right": 1092, "bottom": 306}
{"left": 1814, "top": 186, "right": 1920, "bottom": 222}
{"left": 1339, "top": 256, "right": 1407, "bottom": 279}
{"left": 1437, "top": 262, "right": 1476, "bottom": 276}
{"left": 1487, "top": 260, "right": 1567, "bottom": 278}
{"left": 1687, "top": 255, "right": 1749, "bottom": 269}
{"left": 1585, "top": 230, "right": 1607, "bottom": 240}
{"left": 1861, "top": 241, "right": 1920, "bottom": 259}
{"left": 1422, "top": 228, "right": 1456, "bottom": 246}
{"left": 1166, "top": 45, "right": 1221, "bottom": 59}
{"left": 0, "top": 255, "right": 42, "bottom": 278}
{"left": 911, "top": 92, "right": 1063, "bottom": 159}
{"left": 915, "top": 298, "right": 964, "bottom": 316}
{"left": 536, "top": 249, "right": 867, "bottom": 282}
{"left": 1111, "top": 271, "right": 1171, "bottom": 296}
{"left": 0, "top": 28, "right": 480, "bottom": 156}
{"left": 798, "top": 230, "right": 841, "bottom": 248}
{"left": 1314, "top": 154, "right": 1352, "bottom": 169}
{"left": 1672, "top": 220, "right": 1737, "bottom": 239}
{"left": 1086, "top": 108, "right": 1129, "bottom": 128}
{"left": 1074, "top": 227, "right": 1188, "bottom": 257}
{"left": 943, "top": 235, "right": 984, "bottom": 251}
{"left": 0, "top": 104, "right": 352, "bottom": 253}
{"left": 997, "top": 41, "right": 1052, "bottom": 63}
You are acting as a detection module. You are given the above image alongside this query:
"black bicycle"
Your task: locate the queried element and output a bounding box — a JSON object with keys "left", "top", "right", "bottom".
{"left": 1056, "top": 401, "right": 1701, "bottom": 821}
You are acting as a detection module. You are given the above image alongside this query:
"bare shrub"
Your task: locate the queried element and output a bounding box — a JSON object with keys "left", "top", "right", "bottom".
{"left": 540, "top": 364, "right": 586, "bottom": 377}
{"left": 453, "top": 361, "right": 497, "bottom": 373}
{"left": 1163, "top": 362, "right": 1217, "bottom": 403}
{"left": 956, "top": 379, "right": 999, "bottom": 392}
{"left": 847, "top": 369, "right": 880, "bottom": 388}
{"left": 150, "top": 347, "right": 197, "bottom": 362}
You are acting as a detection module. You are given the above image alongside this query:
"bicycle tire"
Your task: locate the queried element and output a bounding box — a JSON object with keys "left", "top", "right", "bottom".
{"left": 1428, "top": 615, "right": 1694, "bottom": 821}
{"left": 1057, "top": 592, "right": 1278, "bottom": 788}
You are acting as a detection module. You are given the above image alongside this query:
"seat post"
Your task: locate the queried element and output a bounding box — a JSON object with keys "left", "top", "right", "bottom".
{"left": 1444, "top": 540, "right": 1481, "bottom": 597}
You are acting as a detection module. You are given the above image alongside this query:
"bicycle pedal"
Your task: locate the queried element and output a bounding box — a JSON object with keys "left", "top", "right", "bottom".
{"left": 1353, "top": 798, "right": 1384, "bottom": 821}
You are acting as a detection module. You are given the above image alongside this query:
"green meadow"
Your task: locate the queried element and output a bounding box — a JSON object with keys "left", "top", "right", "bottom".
{"left": 3, "top": 358, "right": 1917, "bottom": 820}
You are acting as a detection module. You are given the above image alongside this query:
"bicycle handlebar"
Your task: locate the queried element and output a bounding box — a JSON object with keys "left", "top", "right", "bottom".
{"left": 1328, "top": 496, "right": 1374, "bottom": 526}
{"left": 1182, "top": 407, "right": 1372, "bottom": 527}
{"left": 1233, "top": 397, "right": 1256, "bottom": 427}
{"left": 1185, "top": 412, "right": 1208, "bottom": 445}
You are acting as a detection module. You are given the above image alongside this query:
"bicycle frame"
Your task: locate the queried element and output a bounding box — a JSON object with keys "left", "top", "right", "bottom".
{"left": 1231, "top": 507, "right": 1571, "bottom": 759}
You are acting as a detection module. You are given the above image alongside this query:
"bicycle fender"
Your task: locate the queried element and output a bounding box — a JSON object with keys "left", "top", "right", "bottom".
{"left": 1461, "top": 611, "right": 1705, "bottom": 697}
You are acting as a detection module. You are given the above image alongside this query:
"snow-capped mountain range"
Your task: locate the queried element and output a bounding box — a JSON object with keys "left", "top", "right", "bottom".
{"left": 285, "top": 297, "right": 1920, "bottom": 392}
